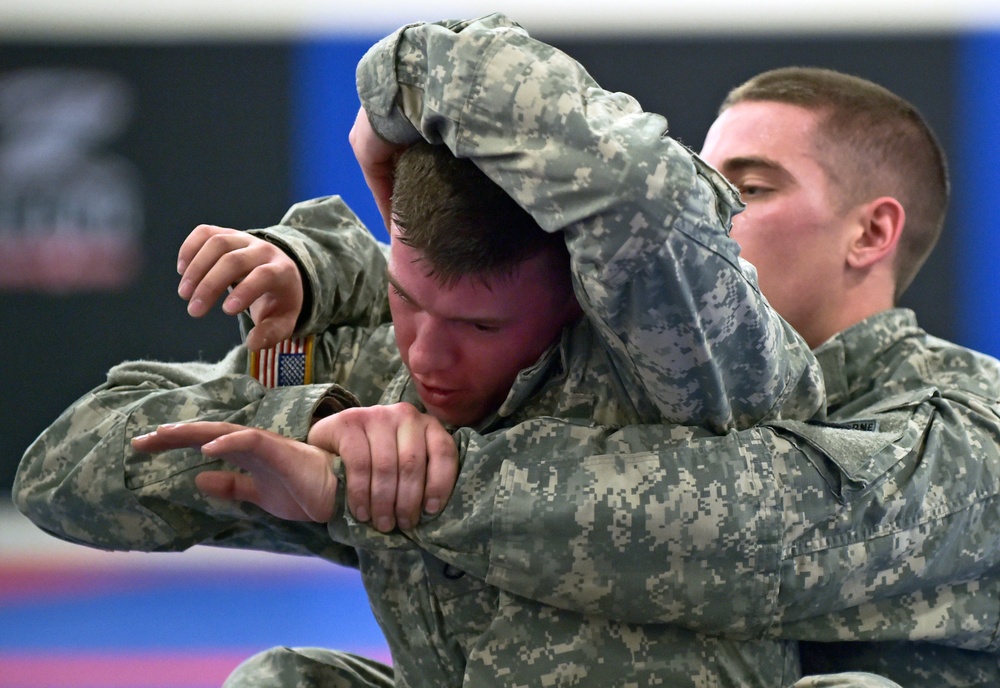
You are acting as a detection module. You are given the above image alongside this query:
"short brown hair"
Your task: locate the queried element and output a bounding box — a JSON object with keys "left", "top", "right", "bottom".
{"left": 391, "top": 140, "right": 567, "bottom": 287}
{"left": 721, "top": 67, "right": 949, "bottom": 298}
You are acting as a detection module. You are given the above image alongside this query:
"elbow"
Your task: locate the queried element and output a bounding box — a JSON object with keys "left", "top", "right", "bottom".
{"left": 11, "top": 459, "right": 63, "bottom": 536}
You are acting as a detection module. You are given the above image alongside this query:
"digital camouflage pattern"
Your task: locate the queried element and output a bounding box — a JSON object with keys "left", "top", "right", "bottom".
{"left": 386, "top": 309, "right": 1000, "bottom": 686}
{"left": 13, "top": 200, "right": 383, "bottom": 563}
{"left": 282, "top": 15, "right": 1000, "bottom": 685}
{"left": 221, "top": 647, "right": 904, "bottom": 688}
{"left": 285, "top": 13, "right": 835, "bottom": 687}
{"left": 223, "top": 648, "right": 395, "bottom": 687}
{"left": 15, "top": 12, "right": 992, "bottom": 688}
{"left": 14, "top": 13, "right": 831, "bottom": 688}
{"left": 358, "top": 15, "right": 824, "bottom": 435}
{"left": 263, "top": 14, "right": 832, "bottom": 686}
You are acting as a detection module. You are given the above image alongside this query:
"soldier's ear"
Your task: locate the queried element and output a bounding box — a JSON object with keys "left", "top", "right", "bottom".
{"left": 847, "top": 196, "right": 904, "bottom": 270}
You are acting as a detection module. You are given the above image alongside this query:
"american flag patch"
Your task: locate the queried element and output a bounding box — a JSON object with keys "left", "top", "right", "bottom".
{"left": 249, "top": 335, "right": 315, "bottom": 388}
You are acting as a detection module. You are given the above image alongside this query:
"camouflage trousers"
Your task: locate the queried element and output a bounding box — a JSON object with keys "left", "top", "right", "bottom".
{"left": 792, "top": 673, "right": 903, "bottom": 688}
{"left": 222, "top": 648, "right": 393, "bottom": 688}
{"left": 221, "top": 646, "right": 903, "bottom": 688}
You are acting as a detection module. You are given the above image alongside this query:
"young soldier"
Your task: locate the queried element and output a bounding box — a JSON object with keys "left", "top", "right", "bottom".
{"left": 158, "top": 19, "right": 1000, "bottom": 688}
{"left": 14, "top": 15, "right": 832, "bottom": 688}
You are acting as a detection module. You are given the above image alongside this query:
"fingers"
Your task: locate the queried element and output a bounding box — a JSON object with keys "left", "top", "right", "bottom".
{"left": 390, "top": 417, "right": 429, "bottom": 531}
{"left": 196, "top": 465, "right": 318, "bottom": 524}
{"left": 176, "top": 223, "right": 218, "bottom": 275}
{"left": 421, "top": 422, "right": 458, "bottom": 517}
{"left": 232, "top": 259, "right": 303, "bottom": 325}
{"left": 136, "top": 423, "right": 337, "bottom": 523}
{"left": 328, "top": 414, "right": 375, "bottom": 527}
{"left": 243, "top": 318, "right": 297, "bottom": 353}
{"left": 349, "top": 107, "right": 400, "bottom": 231}
{"left": 318, "top": 404, "right": 457, "bottom": 533}
{"left": 335, "top": 404, "right": 424, "bottom": 532}
{"left": 131, "top": 421, "right": 244, "bottom": 452}
{"left": 198, "top": 427, "right": 338, "bottom": 523}
{"left": 314, "top": 405, "right": 418, "bottom": 532}
{"left": 176, "top": 226, "right": 303, "bottom": 329}
{"left": 241, "top": 290, "right": 300, "bottom": 352}
{"left": 177, "top": 225, "right": 249, "bottom": 318}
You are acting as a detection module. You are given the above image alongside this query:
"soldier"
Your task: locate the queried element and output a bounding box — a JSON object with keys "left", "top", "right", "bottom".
{"left": 154, "top": 15, "right": 1000, "bottom": 687}
{"left": 14, "top": 13, "right": 840, "bottom": 688}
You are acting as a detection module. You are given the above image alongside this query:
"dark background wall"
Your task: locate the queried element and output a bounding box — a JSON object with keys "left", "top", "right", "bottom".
{"left": 546, "top": 32, "right": 957, "bottom": 341}
{"left": 0, "top": 32, "right": 970, "bottom": 492}
{"left": 0, "top": 43, "right": 293, "bottom": 492}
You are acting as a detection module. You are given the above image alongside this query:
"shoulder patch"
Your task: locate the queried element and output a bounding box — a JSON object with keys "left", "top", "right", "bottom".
{"left": 249, "top": 335, "right": 315, "bottom": 387}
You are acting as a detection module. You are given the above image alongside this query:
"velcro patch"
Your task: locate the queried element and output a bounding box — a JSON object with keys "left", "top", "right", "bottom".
{"left": 839, "top": 418, "right": 880, "bottom": 433}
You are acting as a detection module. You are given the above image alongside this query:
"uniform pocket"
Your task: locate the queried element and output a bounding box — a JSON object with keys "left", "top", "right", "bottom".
{"left": 767, "top": 388, "right": 938, "bottom": 502}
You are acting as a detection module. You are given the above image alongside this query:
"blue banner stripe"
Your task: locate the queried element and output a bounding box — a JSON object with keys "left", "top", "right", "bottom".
{"left": 954, "top": 31, "right": 1000, "bottom": 356}
{"left": 291, "top": 38, "right": 388, "bottom": 242}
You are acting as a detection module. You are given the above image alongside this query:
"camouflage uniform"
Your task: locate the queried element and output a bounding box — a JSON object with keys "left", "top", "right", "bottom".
{"left": 14, "top": 13, "right": 831, "bottom": 688}
{"left": 395, "top": 309, "right": 1000, "bottom": 686}
{"left": 262, "top": 15, "right": 1000, "bottom": 686}
{"left": 318, "top": 17, "right": 1000, "bottom": 674}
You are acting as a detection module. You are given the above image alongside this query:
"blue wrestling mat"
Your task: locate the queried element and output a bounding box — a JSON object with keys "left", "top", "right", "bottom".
{"left": 0, "top": 506, "right": 389, "bottom": 688}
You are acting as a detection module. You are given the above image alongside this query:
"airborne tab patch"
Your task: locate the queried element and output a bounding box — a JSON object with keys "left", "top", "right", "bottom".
{"left": 840, "top": 418, "right": 880, "bottom": 433}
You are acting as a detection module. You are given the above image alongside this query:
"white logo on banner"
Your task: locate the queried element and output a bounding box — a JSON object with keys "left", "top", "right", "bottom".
{"left": 0, "top": 68, "right": 144, "bottom": 291}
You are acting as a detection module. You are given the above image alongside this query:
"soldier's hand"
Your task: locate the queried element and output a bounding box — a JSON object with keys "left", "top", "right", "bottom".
{"left": 132, "top": 422, "right": 337, "bottom": 522}
{"left": 177, "top": 224, "right": 304, "bottom": 351}
{"left": 307, "top": 403, "right": 458, "bottom": 533}
{"left": 349, "top": 107, "right": 403, "bottom": 232}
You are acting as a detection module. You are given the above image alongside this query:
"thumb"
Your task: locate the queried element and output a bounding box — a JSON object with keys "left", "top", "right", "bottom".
{"left": 245, "top": 313, "right": 298, "bottom": 352}
{"left": 244, "top": 325, "right": 272, "bottom": 353}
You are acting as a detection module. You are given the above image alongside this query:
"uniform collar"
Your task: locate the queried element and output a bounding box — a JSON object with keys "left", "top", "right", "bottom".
{"left": 814, "top": 308, "right": 920, "bottom": 410}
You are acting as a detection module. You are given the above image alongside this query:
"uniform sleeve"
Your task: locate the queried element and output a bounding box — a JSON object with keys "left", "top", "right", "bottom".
{"left": 767, "top": 385, "right": 1000, "bottom": 651}
{"left": 356, "top": 13, "right": 824, "bottom": 432}
{"left": 343, "top": 17, "right": 999, "bottom": 653}
{"left": 247, "top": 195, "right": 391, "bottom": 334}
{"left": 12, "top": 345, "right": 363, "bottom": 567}
{"left": 232, "top": 195, "right": 396, "bottom": 403}
{"left": 376, "top": 388, "right": 1000, "bottom": 651}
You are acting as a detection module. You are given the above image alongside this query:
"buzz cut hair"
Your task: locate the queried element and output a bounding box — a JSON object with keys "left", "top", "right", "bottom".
{"left": 721, "top": 67, "right": 950, "bottom": 299}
